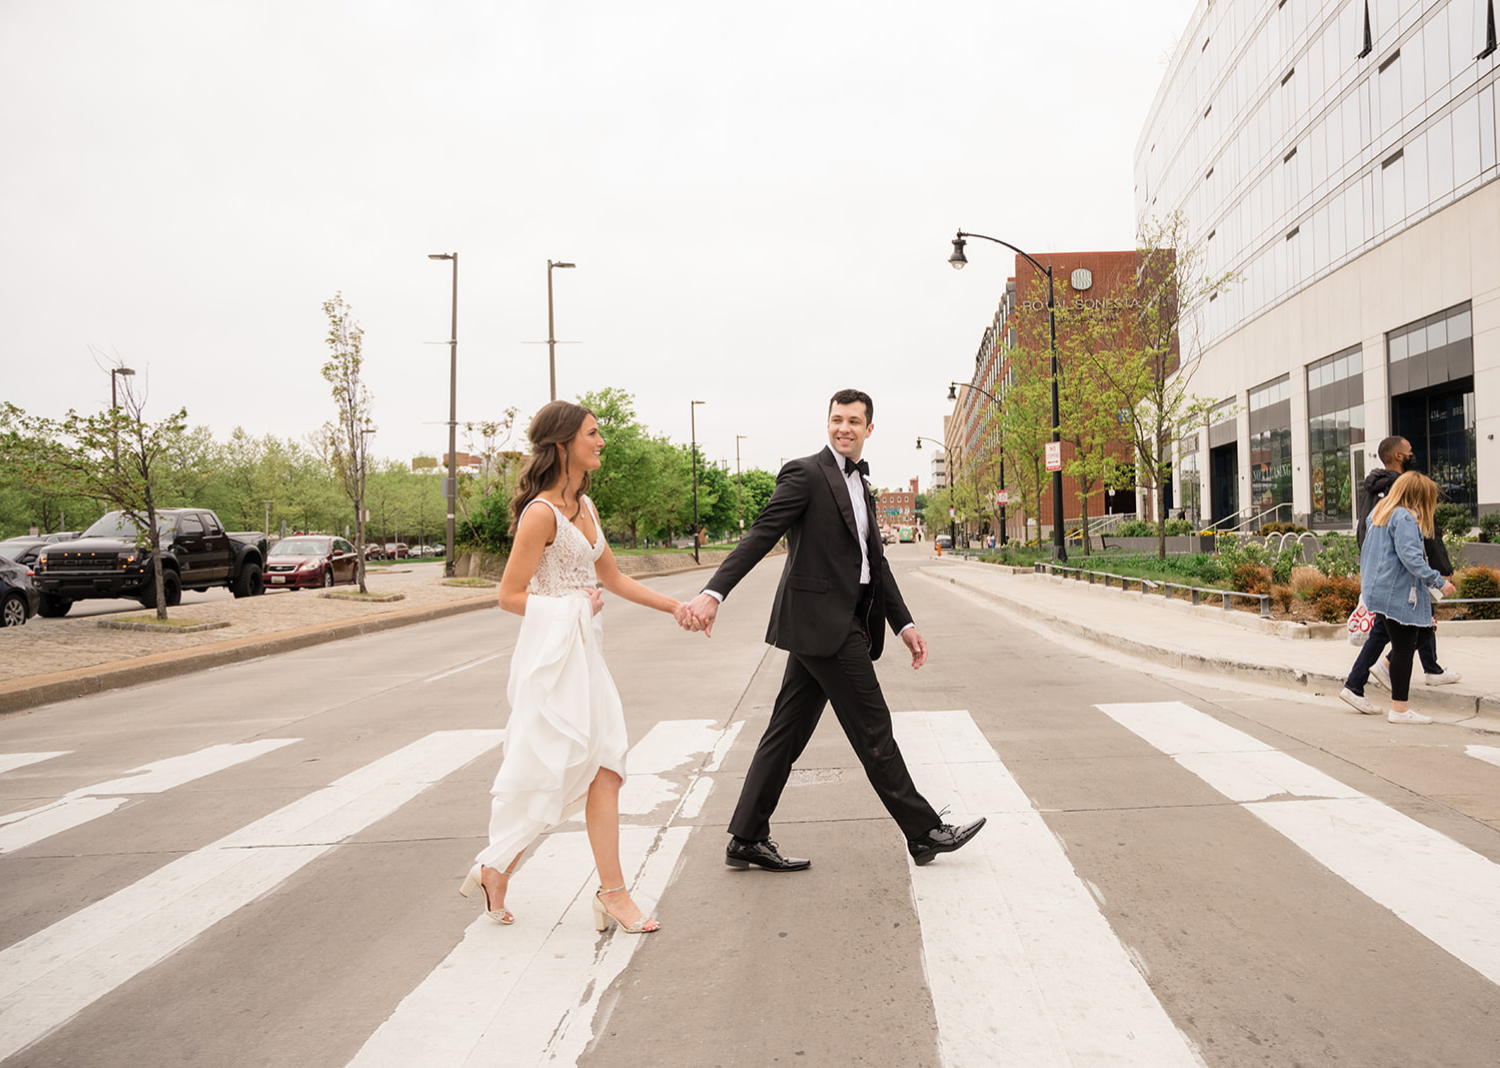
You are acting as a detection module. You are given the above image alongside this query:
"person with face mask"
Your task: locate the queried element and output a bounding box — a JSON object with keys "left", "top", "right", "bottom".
{"left": 1339, "top": 436, "right": 1461, "bottom": 716}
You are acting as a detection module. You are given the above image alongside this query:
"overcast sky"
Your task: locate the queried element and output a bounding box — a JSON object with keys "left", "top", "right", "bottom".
{"left": 1, "top": 0, "right": 1195, "bottom": 495}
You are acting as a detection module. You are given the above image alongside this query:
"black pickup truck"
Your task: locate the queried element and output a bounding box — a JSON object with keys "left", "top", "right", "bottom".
{"left": 33, "top": 508, "right": 267, "bottom": 616}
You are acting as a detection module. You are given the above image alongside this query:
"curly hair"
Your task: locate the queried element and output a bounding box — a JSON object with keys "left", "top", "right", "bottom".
{"left": 510, "top": 400, "right": 595, "bottom": 529}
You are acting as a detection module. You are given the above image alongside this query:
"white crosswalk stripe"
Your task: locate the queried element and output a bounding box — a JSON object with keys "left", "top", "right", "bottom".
{"left": 0, "top": 752, "right": 71, "bottom": 776}
{"left": 0, "top": 729, "right": 504, "bottom": 1062}
{"left": 345, "top": 718, "right": 735, "bottom": 1066}
{"left": 894, "top": 711, "right": 1203, "bottom": 1068}
{"left": 1100, "top": 701, "right": 1500, "bottom": 987}
{"left": 1468, "top": 744, "right": 1500, "bottom": 771}
{"left": 0, "top": 739, "right": 302, "bottom": 854}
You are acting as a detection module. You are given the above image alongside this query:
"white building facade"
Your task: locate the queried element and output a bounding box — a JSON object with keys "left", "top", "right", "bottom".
{"left": 1138, "top": 0, "right": 1499, "bottom": 528}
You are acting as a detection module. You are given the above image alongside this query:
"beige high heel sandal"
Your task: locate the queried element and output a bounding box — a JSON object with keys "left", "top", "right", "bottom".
{"left": 459, "top": 863, "right": 515, "bottom": 924}
{"left": 591, "top": 885, "right": 659, "bottom": 933}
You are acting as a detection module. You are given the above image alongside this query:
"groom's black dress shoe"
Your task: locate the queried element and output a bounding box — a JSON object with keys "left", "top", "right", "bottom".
{"left": 725, "top": 838, "right": 811, "bottom": 872}
{"left": 908, "top": 818, "right": 987, "bottom": 866}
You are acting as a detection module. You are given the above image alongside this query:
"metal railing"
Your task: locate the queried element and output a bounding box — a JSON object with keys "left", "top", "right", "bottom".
{"left": 1034, "top": 561, "right": 1272, "bottom": 617}
{"left": 1239, "top": 502, "right": 1294, "bottom": 534}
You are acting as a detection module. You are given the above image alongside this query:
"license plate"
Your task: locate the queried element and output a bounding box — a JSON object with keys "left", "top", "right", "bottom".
{"left": 270, "top": 576, "right": 286, "bottom": 583}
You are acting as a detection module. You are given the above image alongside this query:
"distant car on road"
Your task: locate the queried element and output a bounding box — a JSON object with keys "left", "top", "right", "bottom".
{"left": 264, "top": 536, "right": 360, "bottom": 590}
{"left": 363, "top": 543, "right": 385, "bottom": 561}
{"left": 383, "top": 542, "right": 409, "bottom": 559}
{"left": 0, "top": 557, "right": 40, "bottom": 626}
{"left": 935, "top": 534, "right": 953, "bottom": 549}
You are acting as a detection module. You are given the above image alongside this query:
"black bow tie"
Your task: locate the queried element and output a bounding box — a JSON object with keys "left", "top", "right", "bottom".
{"left": 843, "top": 458, "right": 869, "bottom": 478}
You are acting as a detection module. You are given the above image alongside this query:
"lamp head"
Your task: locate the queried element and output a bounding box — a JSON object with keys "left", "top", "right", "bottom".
{"left": 946, "top": 383, "right": 958, "bottom": 401}
{"left": 915, "top": 437, "right": 922, "bottom": 449}
{"left": 550, "top": 261, "right": 575, "bottom": 269}
{"left": 948, "top": 234, "right": 968, "bottom": 270}
{"left": 115, "top": 367, "right": 135, "bottom": 377}
{"left": 428, "top": 253, "right": 453, "bottom": 261}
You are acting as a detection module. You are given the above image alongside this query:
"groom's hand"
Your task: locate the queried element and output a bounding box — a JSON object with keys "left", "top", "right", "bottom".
{"left": 901, "top": 627, "right": 928, "bottom": 670}
{"left": 685, "top": 593, "right": 719, "bottom": 637}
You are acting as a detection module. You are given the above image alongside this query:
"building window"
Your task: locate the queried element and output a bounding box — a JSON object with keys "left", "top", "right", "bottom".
{"left": 1249, "top": 376, "right": 1292, "bottom": 521}
{"left": 1306, "top": 345, "right": 1365, "bottom": 525}
{"left": 1388, "top": 303, "right": 1477, "bottom": 513}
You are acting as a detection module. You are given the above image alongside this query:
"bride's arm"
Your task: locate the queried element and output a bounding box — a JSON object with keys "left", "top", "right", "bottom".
{"left": 498, "top": 504, "right": 555, "bottom": 616}
{"left": 594, "top": 542, "right": 682, "bottom": 616}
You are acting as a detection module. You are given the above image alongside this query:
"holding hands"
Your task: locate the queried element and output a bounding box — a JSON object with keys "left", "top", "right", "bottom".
{"left": 674, "top": 593, "right": 719, "bottom": 637}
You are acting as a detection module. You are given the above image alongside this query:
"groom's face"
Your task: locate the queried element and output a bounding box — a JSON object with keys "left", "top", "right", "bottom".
{"left": 827, "top": 401, "right": 872, "bottom": 461}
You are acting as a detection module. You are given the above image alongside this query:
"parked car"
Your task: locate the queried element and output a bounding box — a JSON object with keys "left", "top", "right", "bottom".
{"left": 264, "top": 536, "right": 360, "bottom": 590}
{"left": 363, "top": 543, "right": 385, "bottom": 561}
{"left": 0, "top": 557, "right": 41, "bottom": 626}
{"left": 33, "top": 509, "right": 267, "bottom": 615}
{"left": 0, "top": 538, "right": 49, "bottom": 568}
{"left": 935, "top": 534, "right": 953, "bottom": 549}
{"left": 383, "top": 542, "right": 409, "bottom": 559}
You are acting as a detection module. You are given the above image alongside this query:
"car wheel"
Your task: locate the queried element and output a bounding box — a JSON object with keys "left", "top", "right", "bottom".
{"left": 139, "top": 571, "right": 181, "bottom": 609}
{"left": 1, "top": 593, "right": 27, "bottom": 627}
{"left": 322, "top": 568, "right": 334, "bottom": 588}
{"left": 233, "top": 562, "right": 265, "bottom": 598}
{"left": 37, "top": 595, "right": 72, "bottom": 618}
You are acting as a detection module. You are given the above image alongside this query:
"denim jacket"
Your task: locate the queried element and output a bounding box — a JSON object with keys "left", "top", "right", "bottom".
{"left": 1359, "top": 507, "right": 1443, "bottom": 626}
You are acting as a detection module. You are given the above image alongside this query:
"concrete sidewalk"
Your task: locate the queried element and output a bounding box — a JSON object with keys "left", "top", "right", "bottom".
{"left": 917, "top": 558, "right": 1500, "bottom": 724}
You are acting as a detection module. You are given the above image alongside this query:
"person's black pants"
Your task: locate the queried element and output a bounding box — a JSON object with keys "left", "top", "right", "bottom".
{"left": 1383, "top": 616, "right": 1428, "bottom": 703}
{"left": 1346, "top": 613, "right": 1441, "bottom": 693}
{"left": 728, "top": 618, "right": 940, "bottom": 843}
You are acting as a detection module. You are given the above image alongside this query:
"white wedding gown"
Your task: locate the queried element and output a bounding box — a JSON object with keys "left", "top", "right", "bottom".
{"left": 475, "top": 495, "right": 629, "bottom": 868}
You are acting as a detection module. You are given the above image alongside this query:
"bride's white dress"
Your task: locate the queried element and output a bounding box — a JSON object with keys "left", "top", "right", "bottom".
{"left": 475, "top": 495, "right": 628, "bottom": 868}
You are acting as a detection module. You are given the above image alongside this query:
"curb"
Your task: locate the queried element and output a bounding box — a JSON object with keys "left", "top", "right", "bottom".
{"left": 0, "top": 595, "right": 497, "bottom": 719}
{"left": 918, "top": 567, "right": 1500, "bottom": 723}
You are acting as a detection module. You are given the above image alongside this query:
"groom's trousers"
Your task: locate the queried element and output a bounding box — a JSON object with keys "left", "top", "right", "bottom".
{"left": 728, "top": 615, "right": 940, "bottom": 843}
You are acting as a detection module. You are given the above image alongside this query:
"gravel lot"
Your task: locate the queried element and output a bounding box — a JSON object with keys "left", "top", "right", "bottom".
{"left": 0, "top": 563, "right": 494, "bottom": 684}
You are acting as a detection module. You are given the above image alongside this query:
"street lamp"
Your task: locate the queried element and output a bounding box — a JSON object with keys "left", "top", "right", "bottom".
{"left": 735, "top": 434, "right": 748, "bottom": 537}
{"left": 546, "top": 259, "right": 575, "bottom": 401}
{"left": 428, "top": 252, "right": 459, "bottom": 577}
{"left": 949, "top": 230, "right": 1066, "bottom": 560}
{"left": 947, "top": 381, "right": 1008, "bottom": 546}
{"left": 916, "top": 436, "right": 956, "bottom": 546}
{"left": 690, "top": 400, "right": 706, "bottom": 564}
{"left": 110, "top": 366, "right": 135, "bottom": 472}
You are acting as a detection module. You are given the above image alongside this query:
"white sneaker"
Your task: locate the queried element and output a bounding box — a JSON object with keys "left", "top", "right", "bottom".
{"left": 1370, "top": 659, "right": 1392, "bottom": 690}
{"left": 1425, "top": 668, "right": 1462, "bottom": 686}
{"left": 1339, "top": 688, "right": 1378, "bottom": 715}
{"left": 1388, "top": 709, "right": 1433, "bottom": 724}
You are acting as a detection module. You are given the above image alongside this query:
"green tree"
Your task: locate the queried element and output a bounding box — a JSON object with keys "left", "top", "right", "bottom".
{"left": 318, "top": 292, "right": 375, "bottom": 592}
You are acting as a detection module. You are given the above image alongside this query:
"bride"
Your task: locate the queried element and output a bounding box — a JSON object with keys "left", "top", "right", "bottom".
{"left": 460, "top": 400, "right": 696, "bottom": 934}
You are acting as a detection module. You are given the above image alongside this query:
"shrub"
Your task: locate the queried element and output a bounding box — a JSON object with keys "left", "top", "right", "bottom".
{"left": 1231, "top": 563, "right": 1271, "bottom": 595}
{"left": 1479, "top": 512, "right": 1500, "bottom": 543}
{"left": 1313, "top": 531, "right": 1360, "bottom": 577}
{"left": 1270, "top": 543, "right": 1303, "bottom": 585}
{"left": 1164, "top": 518, "right": 1197, "bottom": 536}
{"left": 1456, "top": 565, "right": 1500, "bottom": 621}
{"left": 1289, "top": 565, "right": 1323, "bottom": 598}
{"left": 1115, "top": 519, "right": 1156, "bottom": 537}
{"left": 1434, "top": 503, "right": 1474, "bottom": 540}
{"left": 1271, "top": 584, "right": 1296, "bottom": 613}
{"left": 1217, "top": 532, "right": 1270, "bottom": 572}
{"left": 1304, "top": 573, "right": 1362, "bottom": 622}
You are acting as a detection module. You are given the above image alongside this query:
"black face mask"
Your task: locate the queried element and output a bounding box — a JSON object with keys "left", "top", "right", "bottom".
{"left": 1401, "top": 454, "right": 1419, "bottom": 472}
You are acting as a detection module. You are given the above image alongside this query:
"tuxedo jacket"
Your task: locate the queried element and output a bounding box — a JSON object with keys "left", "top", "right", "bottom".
{"left": 705, "top": 446, "right": 913, "bottom": 661}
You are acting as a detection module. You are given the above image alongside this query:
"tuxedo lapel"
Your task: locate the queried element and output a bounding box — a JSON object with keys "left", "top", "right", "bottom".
{"left": 817, "top": 446, "right": 862, "bottom": 544}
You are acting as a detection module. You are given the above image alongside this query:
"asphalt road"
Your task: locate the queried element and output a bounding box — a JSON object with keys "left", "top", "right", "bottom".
{"left": 2, "top": 545, "right": 1498, "bottom": 1067}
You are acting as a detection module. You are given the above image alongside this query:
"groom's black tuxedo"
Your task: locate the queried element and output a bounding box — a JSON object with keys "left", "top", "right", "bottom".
{"left": 707, "top": 446, "right": 912, "bottom": 660}
{"left": 705, "top": 445, "right": 940, "bottom": 845}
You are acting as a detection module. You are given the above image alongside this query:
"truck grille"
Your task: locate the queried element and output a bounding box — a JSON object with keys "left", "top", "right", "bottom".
{"left": 47, "top": 554, "right": 115, "bottom": 569}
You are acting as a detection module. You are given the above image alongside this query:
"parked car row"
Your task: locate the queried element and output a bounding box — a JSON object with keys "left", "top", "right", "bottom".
{"left": 0, "top": 533, "right": 79, "bottom": 626}
{"left": 264, "top": 536, "right": 361, "bottom": 590}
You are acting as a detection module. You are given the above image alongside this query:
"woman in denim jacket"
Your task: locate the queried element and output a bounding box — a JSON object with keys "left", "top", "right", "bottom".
{"left": 1359, "top": 472, "right": 1456, "bottom": 723}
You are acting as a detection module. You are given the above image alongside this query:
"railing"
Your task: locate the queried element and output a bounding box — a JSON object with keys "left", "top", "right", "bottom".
{"left": 1200, "top": 506, "right": 1256, "bottom": 534}
{"left": 1238, "top": 502, "right": 1293, "bottom": 534}
{"left": 1034, "top": 561, "right": 1272, "bottom": 617}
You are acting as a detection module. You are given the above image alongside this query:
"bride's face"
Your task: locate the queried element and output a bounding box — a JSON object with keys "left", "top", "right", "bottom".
{"left": 562, "top": 415, "right": 604, "bottom": 474}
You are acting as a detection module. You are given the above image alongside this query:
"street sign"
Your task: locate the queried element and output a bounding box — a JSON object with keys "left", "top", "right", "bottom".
{"left": 948, "top": 507, "right": 956, "bottom": 519}
{"left": 1045, "top": 441, "right": 1062, "bottom": 472}
{"left": 995, "top": 490, "right": 1010, "bottom": 505}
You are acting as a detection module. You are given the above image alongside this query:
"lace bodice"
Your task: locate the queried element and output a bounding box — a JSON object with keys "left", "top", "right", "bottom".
{"left": 526, "top": 496, "right": 604, "bottom": 597}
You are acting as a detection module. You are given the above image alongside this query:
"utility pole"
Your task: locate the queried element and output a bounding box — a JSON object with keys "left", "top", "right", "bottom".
{"left": 735, "top": 434, "right": 748, "bottom": 537}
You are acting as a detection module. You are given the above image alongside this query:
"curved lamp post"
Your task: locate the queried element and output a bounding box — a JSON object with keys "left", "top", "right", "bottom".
{"left": 427, "top": 252, "right": 459, "bottom": 577}
{"left": 690, "top": 400, "right": 706, "bottom": 563}
{"left": 949, "top": 230, "right": 1065, "bottom": 560}
{"left": 915, "top": 435, "right": 956, "bottom": 545}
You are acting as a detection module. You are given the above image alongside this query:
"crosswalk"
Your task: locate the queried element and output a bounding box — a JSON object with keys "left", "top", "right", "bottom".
{"left": 0, "top": 702, "right": 1497, "bottom": 1066}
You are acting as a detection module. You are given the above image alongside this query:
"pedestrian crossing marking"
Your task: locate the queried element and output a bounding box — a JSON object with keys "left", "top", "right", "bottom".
{"left": 893, "top": 710, "right": 1203, "bottom": 1068}
{"left": 1099, "top": 701, "right": 1500, "bottom": 987}
{"left": 0, "top": 752, "right": 71, "bottom": 776}
{"left": 0, "top": 729, "right": 504, "bottom": 1062}
{"left": 1467, "top": 745, "right": 1500, "bottom": 771}
{"left": 0, "top": 738, "right": 302, "bottom": 855}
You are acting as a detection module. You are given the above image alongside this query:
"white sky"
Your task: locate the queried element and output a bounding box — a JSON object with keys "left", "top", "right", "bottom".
{"left": 0, "top": 0, "right": 1196, "bottom": 495}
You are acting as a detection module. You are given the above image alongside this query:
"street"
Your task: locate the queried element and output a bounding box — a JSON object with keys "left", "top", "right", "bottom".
{"left": 2, "top": 544, "right": 1498, "bottom": 1067}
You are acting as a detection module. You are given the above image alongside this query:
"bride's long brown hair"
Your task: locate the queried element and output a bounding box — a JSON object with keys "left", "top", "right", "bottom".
{"left": 510, "top": 400, "right": 595, "bottom": 530}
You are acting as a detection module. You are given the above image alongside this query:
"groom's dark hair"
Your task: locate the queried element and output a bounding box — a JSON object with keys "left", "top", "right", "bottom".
{"left": 829, "top": 388, "right": 874, "bottom": 423}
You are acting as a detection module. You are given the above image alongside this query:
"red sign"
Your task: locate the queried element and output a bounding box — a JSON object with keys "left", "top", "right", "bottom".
{"left": 995, "top": 490, "right": 1010, "bottom": 505}
{"left": 1045, "top": 441, "right": 1062, "bottom": 472}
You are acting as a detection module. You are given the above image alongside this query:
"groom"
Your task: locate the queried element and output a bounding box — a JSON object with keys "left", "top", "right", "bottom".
{"left": 684, "top": 389, "right": 985, "bottom": 870}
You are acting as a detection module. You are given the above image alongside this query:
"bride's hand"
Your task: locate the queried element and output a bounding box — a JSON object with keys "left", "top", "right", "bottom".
{"left": 586, "top": 588, "right": 604, "bottom": 616}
